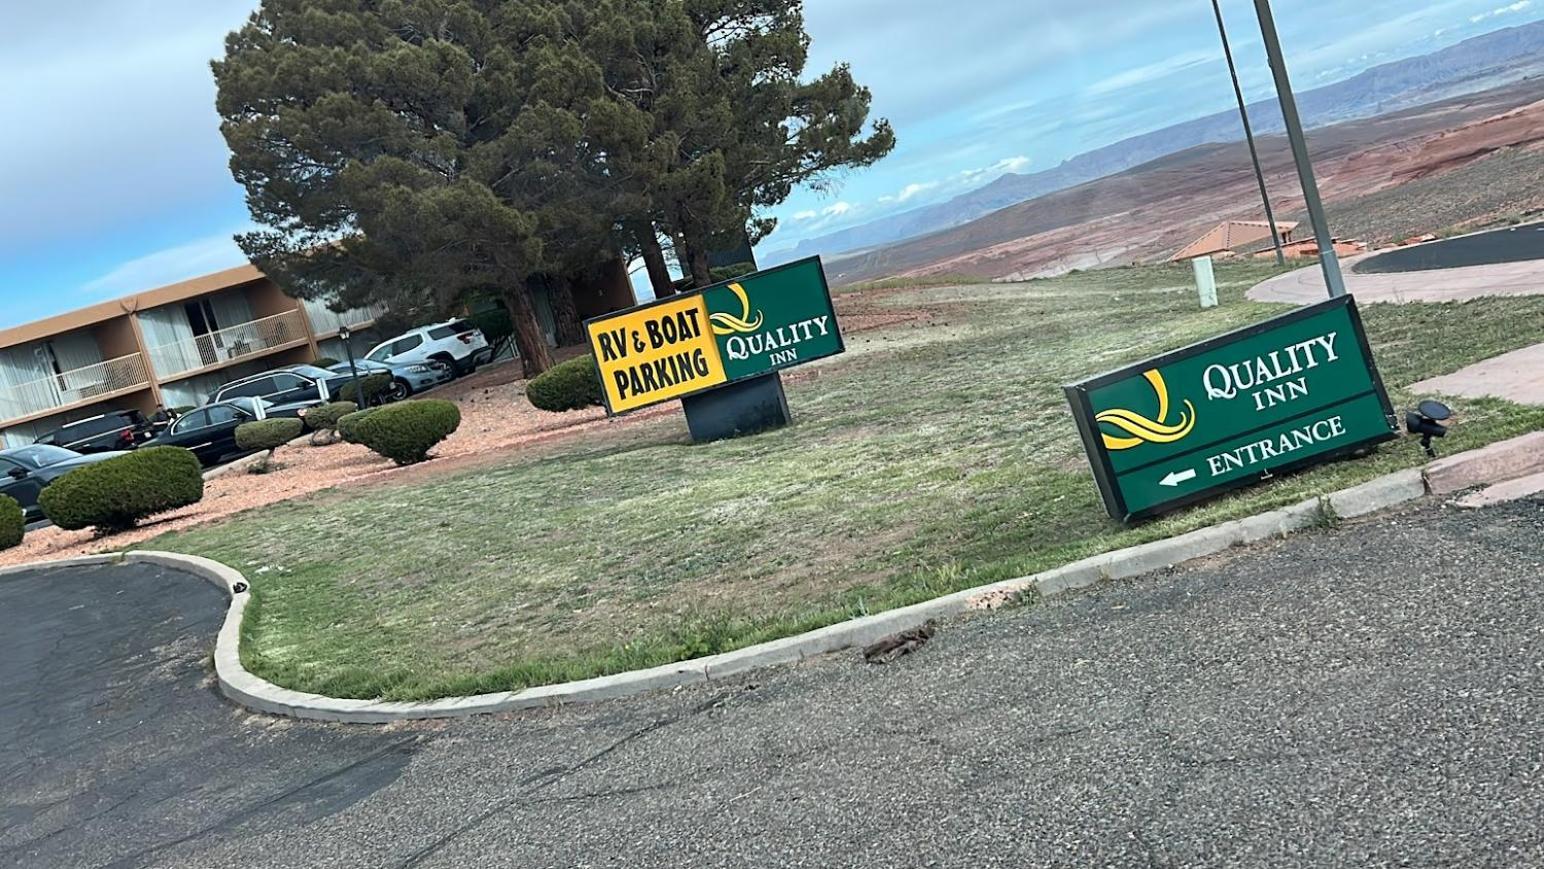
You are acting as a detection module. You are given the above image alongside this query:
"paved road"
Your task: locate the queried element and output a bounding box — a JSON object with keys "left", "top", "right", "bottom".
{"left": 3, "top": 499, "right": 1543, "bottom": 868}
{"left": 1247, "top": 225, "right": 1544, "bottom": 306}
{"left": 1355, "top": 223, "right": 1544, "bottom": 274}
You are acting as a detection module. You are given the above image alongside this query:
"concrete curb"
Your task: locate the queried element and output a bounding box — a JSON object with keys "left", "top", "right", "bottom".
{"left": 11, "top": 431, "right": 1540, "bottom": 724}
{"left": 1424, "top": 431, "right": 1544, "bottom": 495}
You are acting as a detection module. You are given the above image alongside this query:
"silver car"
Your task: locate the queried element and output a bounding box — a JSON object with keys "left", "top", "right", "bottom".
{"left": 327, "top": 358, "right": 454, "bottom": 402}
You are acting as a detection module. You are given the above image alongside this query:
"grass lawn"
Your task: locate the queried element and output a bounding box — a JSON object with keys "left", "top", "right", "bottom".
{"left": 147, "top": 262, "right": 1544, "bottom": 701}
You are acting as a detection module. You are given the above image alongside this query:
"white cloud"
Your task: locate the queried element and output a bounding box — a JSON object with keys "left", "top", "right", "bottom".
{"left": 1081, "top": 49, "right": 1214, "bottom": 97}
{"left": 793, "top": 210, "right": 819, "bottom": 221}
{"left": 79, "top": 231, "right": 251, "bottom": 300}
{"left": 959, "top": 155, "right": 1032, "bottom": 183}
{"left": 1470, "top": 0, "right": 1532, "bottom": 21}
{"left": 878, "top": 181, "right": 940, "bottom": 204}
{"left": 822, "top": 201, "right": 854, "bottom": 217}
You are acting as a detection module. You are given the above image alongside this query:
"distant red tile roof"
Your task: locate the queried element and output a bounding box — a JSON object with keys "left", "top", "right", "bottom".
{"left": 1170, "top": 221, "right": 1300, "bottom": 262}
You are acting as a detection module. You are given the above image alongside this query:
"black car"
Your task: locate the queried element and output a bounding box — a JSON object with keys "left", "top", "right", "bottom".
{"left": 0, "top": 445, "right": 127, "bottom": 520}
{"left": 142, "top": 398, "right": 309, "bottom": 468}
{"left": 33, "top": 410, "right": 155, "bottom": 454}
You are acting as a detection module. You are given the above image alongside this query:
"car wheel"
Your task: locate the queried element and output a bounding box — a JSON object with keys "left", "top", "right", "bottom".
{"left": 432, "top": 355, "right": 461, "bottom": 377}
{"left": 387, "top": 378, "right": 412, "bottom": 402}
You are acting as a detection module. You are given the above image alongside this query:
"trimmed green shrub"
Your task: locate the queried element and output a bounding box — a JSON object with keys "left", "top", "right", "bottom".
{"left": 39, "top": 446, "right": 204, "bottom": 534}
{"left": 302, "top": 401, "right": 358, "bottom": 444}
{"left": 303, "top": 401, "right": 358, "bottom": 431}
{"left": 336, "top": 407, "right": 379, "bottom": 444}
{"left": 312, "top": 356, "right": 340, "bottom": 367}
{"left": 236, "top": 418, "right": 304, "bottom": 453}
{"left": 349, "top": 400, "right": 461, "bottom": 465}
{"left": 336, "top": 373, "right": 394, "bottom": 406}
{"left": 527, "top": 355, "right": 603, "bottom": 412}
{"left": 0, "top": 495, "right": 23, "bottom": 551}
{"left": 236, "top": 418, "right": 304, "bottom": 472}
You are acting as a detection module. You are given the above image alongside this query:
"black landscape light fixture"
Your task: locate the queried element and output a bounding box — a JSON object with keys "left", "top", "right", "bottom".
{"left": 1211, "top": 0, "right": 1286, "bottom": 267}
{"left": 1405, "top": 399, "right": 1453, "bottom": 458}
{"left": 339, "top": 324, "right": 363, "bottom": 406}
{"left": 1251, "top": 0, "right": 1347, "bottom": 298}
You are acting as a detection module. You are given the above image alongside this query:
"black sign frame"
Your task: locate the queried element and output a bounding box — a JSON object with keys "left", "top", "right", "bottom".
{"left": 1064, "top": 295, "right": 1399, "bottom": 524}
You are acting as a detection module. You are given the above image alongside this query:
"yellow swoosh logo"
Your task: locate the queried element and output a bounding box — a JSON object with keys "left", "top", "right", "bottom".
{"left": 1096, "top": 370, "right": 1197, "bottom": 451}
{"left": 710, "top": 283, "right": 765, "bottom": 335}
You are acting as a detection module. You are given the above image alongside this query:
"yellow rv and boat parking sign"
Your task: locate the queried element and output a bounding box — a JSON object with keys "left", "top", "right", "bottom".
{"left": 586, "top": 257, "right": 844, "bottom": 415}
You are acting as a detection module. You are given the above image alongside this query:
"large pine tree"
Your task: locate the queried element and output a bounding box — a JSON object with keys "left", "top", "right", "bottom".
{"left": 214, "top": 0, "right": 894, "bottom": 376}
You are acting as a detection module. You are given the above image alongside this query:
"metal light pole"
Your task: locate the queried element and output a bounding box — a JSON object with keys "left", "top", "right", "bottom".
{"left": 1212, "top": 0, "right": 1285, "bottom": 267}
{"left": 1251, "top": 0, "right": 1347, "bottom": 298}
{"left": 339, "top": 325, "right": 363, "bottom": 406}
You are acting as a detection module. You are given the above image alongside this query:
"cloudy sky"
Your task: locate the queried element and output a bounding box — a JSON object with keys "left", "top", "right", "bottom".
{"left": 2, "top": 0, "right": 1540, "bottom": 327}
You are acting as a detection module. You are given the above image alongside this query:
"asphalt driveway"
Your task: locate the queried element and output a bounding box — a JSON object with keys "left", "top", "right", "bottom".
{"left": 1356, "top": 222, "right": 1544, "bottom": 274}
{"left": 3, "top": 498, "right": 1542, "bottom": 868}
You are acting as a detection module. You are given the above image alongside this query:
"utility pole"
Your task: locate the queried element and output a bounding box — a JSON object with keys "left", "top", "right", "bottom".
{"left": 1212, "top": 0, "right": 1285, "bottom": 267}
{"left": 1252, "top": 0, "right": 1346, "bottom": 298}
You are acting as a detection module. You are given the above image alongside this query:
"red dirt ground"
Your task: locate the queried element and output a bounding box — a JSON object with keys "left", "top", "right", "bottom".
{"left": 0, "top": 295, "right": 933, "bottom": 566}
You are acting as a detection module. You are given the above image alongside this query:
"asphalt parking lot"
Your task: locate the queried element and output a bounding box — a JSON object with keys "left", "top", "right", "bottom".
{"left": 1355, "top": 222, "right": 1544, "bottom": 273}
{"left": 3, "top": 497, "right": 1542, "bottom": 868}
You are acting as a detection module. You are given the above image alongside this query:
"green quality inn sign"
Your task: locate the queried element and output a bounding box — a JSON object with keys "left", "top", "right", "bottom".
{"left": 1065, "top": 297, "right": 1398, "bottom": 523}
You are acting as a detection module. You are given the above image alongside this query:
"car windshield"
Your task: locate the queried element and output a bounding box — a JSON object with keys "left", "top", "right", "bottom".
{"left": 6, "top": 444, "right": 81, "bottom": 469}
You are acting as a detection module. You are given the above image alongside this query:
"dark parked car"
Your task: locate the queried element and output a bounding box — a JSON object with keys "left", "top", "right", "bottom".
{"left": 33, "top": 410, "right": 155, "bottom": 454}
{"left": 142, "top": 398, "right": 308, "bottom": 468}
{"left": 208, "top": 365, "right": 353, "bottom": 409}
{"left": 0, "top": 444, "right": 128, "bottom": 520}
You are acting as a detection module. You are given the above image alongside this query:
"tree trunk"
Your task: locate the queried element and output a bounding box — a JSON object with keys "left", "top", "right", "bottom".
{"left": 636, "top": 225, "right": 676, "bottom": 298}
{"left": 549, "top": 275, "right": 585, "bottom": 346}
{"left": 503, "top": 287, "right": 554, "bottom": 378}
{"left": 681, "top": 230, "right": 714, "bottom": 289}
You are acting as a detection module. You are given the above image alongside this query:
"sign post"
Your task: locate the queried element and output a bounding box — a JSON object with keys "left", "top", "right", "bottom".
{"left": 585, "top": 257, "right": 844, "bottom": 441}
{"left": 1065, "top": 296, "right": 1397, "bottom": 523}
{"left": 1193, "top": 255, "right": 1219, "bottom": 309}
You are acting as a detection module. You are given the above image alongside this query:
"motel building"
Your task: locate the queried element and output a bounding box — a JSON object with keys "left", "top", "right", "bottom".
{"left": 0, "top": 264, "right": 389, "bottom": 448}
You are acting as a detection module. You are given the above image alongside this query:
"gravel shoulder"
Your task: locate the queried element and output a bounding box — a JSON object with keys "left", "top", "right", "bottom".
{"left": 4, "top": 498, "right": 1542, "bottom": 868}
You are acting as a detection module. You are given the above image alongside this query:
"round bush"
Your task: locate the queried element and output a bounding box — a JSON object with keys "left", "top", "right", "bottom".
{"left": 235, "top": 418, "right": 305, "bottom": 452}
{"left": 0, "top": 495, "right": 23, "bottom": 551}
{"left": 312, "top": 356, "right": 341, "bottom": 367}
{"left": 39, "top": 446, "right": 204, "bottom": 534}
{"left": 336, "top": 407, "right": 380, "bottom": 444}
{"left": 349, "top": 400, "right": 461, "bottom": 465}
{"left": 303, "top": 401, "right": 358, "bottom": 432}
{"left": 336, "top": 373, "right": 394, "bottom": 405}
{"left": 527, "top": 355, "right": 602, "bottom": 412}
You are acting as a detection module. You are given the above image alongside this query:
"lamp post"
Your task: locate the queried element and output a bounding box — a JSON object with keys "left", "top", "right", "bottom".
{"left": 339, "top": 325, "right": 363, "bottom": 406}
{"left": 1211, "top": 0, "right": 1285, "bottom": 267}
{"left": 1251, "top": 0, "right": 1347, "bottom": 298}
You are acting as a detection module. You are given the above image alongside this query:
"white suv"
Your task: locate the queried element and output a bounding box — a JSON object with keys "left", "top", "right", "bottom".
{"left": 365, "top": 319, "right": 492, "bottom": 376}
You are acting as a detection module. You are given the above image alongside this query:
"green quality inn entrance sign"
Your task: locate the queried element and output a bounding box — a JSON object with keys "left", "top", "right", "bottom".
{"left": 1065, "top": 296, "right": 1398, "bottom": 523}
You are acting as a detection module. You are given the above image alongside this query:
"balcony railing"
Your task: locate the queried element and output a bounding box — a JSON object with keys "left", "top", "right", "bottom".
{"left": 304, "top": 300, "right": 389, "bottom": 337}
{"left": 0, "top": 353, "right": 151, "bottom": 424}
{"left": 145, "top": 309, "right": 310, "bottom": 380}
